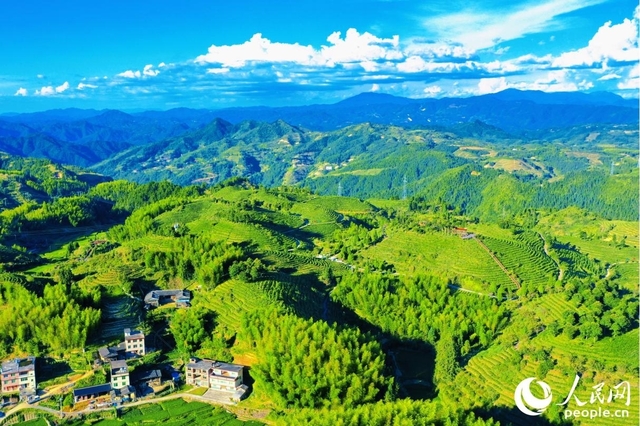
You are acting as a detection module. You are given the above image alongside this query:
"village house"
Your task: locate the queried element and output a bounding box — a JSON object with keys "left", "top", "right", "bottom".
{"left": 97, "top": 343, "right": 125, "bottom": 363}
{"left": 1, "top": 357, "right": 36, "bottom": 394}
{"left": 98, "top": 328, "right": 145, "bottom": 362}
{"left": 73, "top": 383, "right": 111, "bottom": 403}
{"left": 186, "top": 357, "right": 248, "bottom": 401}
{"left": 124, "top": 328, "right": 146, "bottom": 356}
{"left": 131, "top": 369, "right": 162, "bottom": 387}
{"left": 144, "top": 289, "right": 191, "bottom": 308}
{"left": 110, "top": 360, "right": 130, "bottom": 389}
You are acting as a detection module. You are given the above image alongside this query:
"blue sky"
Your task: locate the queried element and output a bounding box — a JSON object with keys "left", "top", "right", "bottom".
{"left": 1, "top": 0, "right": 638, "bottom": 112}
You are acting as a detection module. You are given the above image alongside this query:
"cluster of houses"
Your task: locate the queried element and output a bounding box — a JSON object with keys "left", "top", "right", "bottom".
{"left": 75, "top": 331, "right": 248, "bottom": 404}
{"left": 1, "top": 289, "right": 249, "bottom": 408}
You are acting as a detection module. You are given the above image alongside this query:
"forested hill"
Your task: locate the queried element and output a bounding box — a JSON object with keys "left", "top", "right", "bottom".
{"left": 1, "top": 89, "right": 637, "bottom": 169}
{"left": 92, "top": 119, "right": 639, "bottom": 221}
{"left": 0, "top": 170, "right": 637, "bottom": 425}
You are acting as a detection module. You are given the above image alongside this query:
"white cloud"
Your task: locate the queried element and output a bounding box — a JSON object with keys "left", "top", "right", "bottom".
{"left": 77, "top": 82, "right": 98, "bottom": 90}
{"left": 14, "top": 87, "right": 27, "bottom": 96}
{"left": 195, "top": 33, "right": 317, "bottom": 67}
{"left": 195, "top": 29, "right": 402, "bottom": 68}
{"left": 55, "top": 81, "right": 69, "bottom": 93}
{"left": 35, "top": 86, "right": 55, "bottom": 96}
{"left": 553, "top": 16, "right": 639, "bottom": 67}
{"left": 404, "top": 41, "right": 473, "bottom": 59}
{"left": 36, "top": 74, "right": 44, "bottom": 79}
{"left": 423, "top": 0, "right": 606, "bottom": 51}
{"left": 143, "top": 64, "right": 160, "bottom": 77}
{"left": 34, "top": 81, "right": 69, "bottom": 96}
{"left": 370, "top": 83, "right": 380, "bottom": 92}
{"left": 478, "top": 77, "right": 509, "bottom": 94}
{"left": 206, "top": 67, "right": 230, "bottom": 74}
{"left": 617, "top": 63, "right": 640, "bottom": 90}
{"left": 617, "top": 78, "right": 639, "bottom": 90}
{"left": 319, "top": 29, "right": 402, "bottom": 65}
{"left": 423, "top": 85, "right": 443, "bottom": 97}
{"left": 476, "top": 70, "right": 592, "bottom": 94}
{"left": 597, "top": 73, "right": 621, "bottom": 81}
{"left": 118, "top": 70, "right": 142, "bottom": 78}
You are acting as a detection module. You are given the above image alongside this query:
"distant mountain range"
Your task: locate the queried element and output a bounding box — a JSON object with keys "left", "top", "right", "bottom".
{"left": 0, "top": 89, "right": 637, "bottom": 169}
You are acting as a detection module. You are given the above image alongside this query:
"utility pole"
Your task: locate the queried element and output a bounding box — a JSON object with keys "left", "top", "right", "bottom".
{"left": 337, "top": 182, "right": 343, "bottom": 197}
{"left": 610, "top": 160, "right": 614, "bottom": 176}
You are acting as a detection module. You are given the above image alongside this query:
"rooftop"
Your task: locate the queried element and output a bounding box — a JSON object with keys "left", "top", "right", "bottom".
{"left": 124, "top": 329, "right": 144, "bottom": 340}
{"left": 144, "top": 289, "right": 191, "bottom": 303}
{"left": 110, "top": 360, "right": 129, "bottom": 375}
{"left": 1, "top": 357, "right": 36, "bottom": 374}
{"left": 131, "top": 369, "right": 162, "bottom": 383}
{"left": 73, "top": 383, "right": 112, "bottom": 398}
{"left": 187, "top": 358, "right": 244, "bottom": 374}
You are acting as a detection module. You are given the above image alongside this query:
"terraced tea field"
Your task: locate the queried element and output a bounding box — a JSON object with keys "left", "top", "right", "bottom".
{"left": 481, "top": 234, "right": 558, "bottom": 287}
{"left": 362, "top": 230, "right": 514, "bottom": 289}
{"left": 197, "top": 279, "right": 270, "bottom": 330}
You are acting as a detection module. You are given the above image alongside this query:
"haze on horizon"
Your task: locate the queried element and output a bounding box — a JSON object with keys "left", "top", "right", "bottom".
{"left": 1, "top": 0, "right": 638, "bottom": 113}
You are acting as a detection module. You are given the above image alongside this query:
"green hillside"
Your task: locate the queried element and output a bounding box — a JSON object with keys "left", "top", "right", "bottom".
{"left": 0, "top": 152, "right": 636, "bottom": 426}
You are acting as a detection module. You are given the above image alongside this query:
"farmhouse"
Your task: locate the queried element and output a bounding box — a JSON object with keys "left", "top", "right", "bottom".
{"left": 144, "top": 289, "right": 191, "bottom": 308}
{"left": 98, "top": 343, "right": 125, "bottom": 362}
{"left": 186, "top": 357, "right": 248, "bottom": 401}
{"left": 131, "top": 369, "right": 162, "bottom": 387}
{"left": 124, "top": 328, "right": 146, "bottom": 356}
{"left": 1, "top": 356, "right": 36, "bottom": 394}
{"left": 110, "top": 360, "right": 130, "bottom": 389}
{"left": 73, "top": 383, "right": 112, "bottom": 403}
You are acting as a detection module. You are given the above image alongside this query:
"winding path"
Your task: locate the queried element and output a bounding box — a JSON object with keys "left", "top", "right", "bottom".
{"left": 538, "top": 232, "right": 564, "bottom": 282}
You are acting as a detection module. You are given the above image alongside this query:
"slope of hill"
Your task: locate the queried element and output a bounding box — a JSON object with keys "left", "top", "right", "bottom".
{"left": 1, "top": 89, "right": 637, "bottom": 171}
{"left": 0, "top": 170, "right": 635, "bottom": 426}
{"left": 92, "top": 118, "right": 639, "bottom": 222}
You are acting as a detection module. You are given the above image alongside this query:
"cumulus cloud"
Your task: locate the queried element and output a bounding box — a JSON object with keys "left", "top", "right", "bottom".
{"left": 143, "top": 64, "right": 160, "bottom": 76}
{"left": 81, "top": 8, "right": 639, "bottom": 106}
{"left": 553, "top": 16, "right": 639, "bottom": 67}
{"left": 118, "top": 70, "right": 142, "bottom": 78}
{"left": 35, "top": 85, "right": 55, "bottom": 96}
{"left": 56, "top": 81, "right": 69, "bottom": 93}
{"left": 195, "top": 29, "right": 402, "bottom": 68}
{"left": 14, "top": 87, "right": 28, "bottom": 96}
{"left": 195, "top": 33, "right": 316, "bottom": 67}
{"left": 33, "top": 81, "right": 69, "bottom": 96}
{"left": 478, "top": 77, "right": 510, "bottom": 94}
{"left": 617, "top": 63, "right": 640, "bottom": 90}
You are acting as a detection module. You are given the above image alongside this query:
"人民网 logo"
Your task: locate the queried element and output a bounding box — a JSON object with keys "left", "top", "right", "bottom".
{"left": 514, "top": 377, "right": 553, "bottom": 416}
